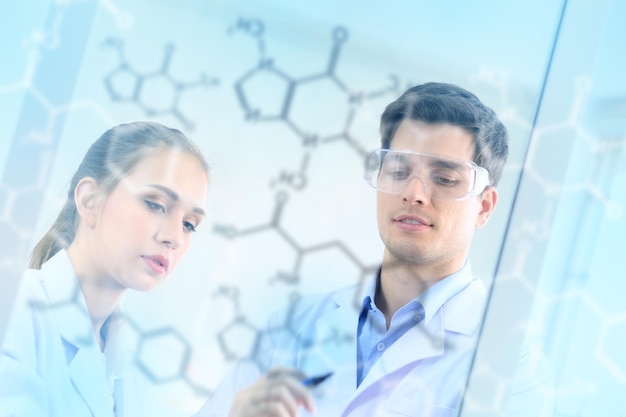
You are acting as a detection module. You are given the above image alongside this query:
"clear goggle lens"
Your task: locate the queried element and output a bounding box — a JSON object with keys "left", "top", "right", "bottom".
{"left": 363, "top": 149, "right": 490, "bottom": 200}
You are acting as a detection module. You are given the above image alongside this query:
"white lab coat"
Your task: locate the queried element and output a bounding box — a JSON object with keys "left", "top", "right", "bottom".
{"left": 195, "top": 273, "right": 553, "bottom": 417}
{"left": 0, "top": 251, "right": 132, "bottom": 417}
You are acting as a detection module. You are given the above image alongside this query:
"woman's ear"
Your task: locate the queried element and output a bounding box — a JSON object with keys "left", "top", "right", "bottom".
{"left": 74, "top": 177, "right": 100, "bottom": 228}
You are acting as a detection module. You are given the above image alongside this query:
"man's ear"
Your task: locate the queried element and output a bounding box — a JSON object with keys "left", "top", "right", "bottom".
{"left": 475, "top": 186, "right": 498, "bottom": 229}
{"left": 74, "top": 177, "right": 100, "bottom": 228}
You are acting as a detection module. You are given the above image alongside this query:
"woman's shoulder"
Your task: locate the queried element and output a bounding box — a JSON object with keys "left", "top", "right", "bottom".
{"left": 14, "top": 267, "right": 48, "bottom": 310}
{"left": 4, "top": 251, "right": 75, "bottom": 342}
{"left": 1, "top": 264, "right": 51, "bottom": 366}
{"left": 25, "top": 250, "right": 78, "bottom": 305}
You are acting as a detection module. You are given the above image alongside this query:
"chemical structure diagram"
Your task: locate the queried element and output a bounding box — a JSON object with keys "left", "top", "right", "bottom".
{"left": 211, "top": 17, "right": 392, "bottom": 297}
{"left": 209, "top": 21, "right": 388, "bottom": 342}
{"left": 270, "top": 152, "right": 310, "bottom": 191}
{"left": 214, "top": 191, "right": 378, "bottom": 287}
{"left": 228, "top": 17, "right": 401, "bottom": 193}
{"left": 102, "top": 38, "right": 219, "bottom": 130}
{"left": 128, "top": 317, "right": 210, "bottom": 396}
{"left": 229, "top": 17, "right": 399, "bottom": 148}
{"left": 212, "top": 283, "right": 364, "bottom": 367}
{"left": 213, "top": 286, "right": 259, "bottom": 361}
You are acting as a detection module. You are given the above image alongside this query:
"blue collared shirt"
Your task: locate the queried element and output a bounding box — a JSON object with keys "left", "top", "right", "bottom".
{"left": 356, "top": 262, "right": 474, "bottom": 386}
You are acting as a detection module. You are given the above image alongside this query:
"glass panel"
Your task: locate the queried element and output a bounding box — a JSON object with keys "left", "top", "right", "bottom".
{"left": 463, "top": 0, "right": 626, "bottom": 415}
{"left": 539, "top": 0, "right": 626, "bottom": 414}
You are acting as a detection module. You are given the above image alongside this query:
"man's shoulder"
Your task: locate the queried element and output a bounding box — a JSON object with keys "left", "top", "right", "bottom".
{"left": 440, "top": 277, "right": 488, "bottom": 335}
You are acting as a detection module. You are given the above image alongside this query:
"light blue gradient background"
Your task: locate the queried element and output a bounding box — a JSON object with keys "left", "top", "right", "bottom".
{"left": 1, "top": 0, "right": 624, "bottom": 415}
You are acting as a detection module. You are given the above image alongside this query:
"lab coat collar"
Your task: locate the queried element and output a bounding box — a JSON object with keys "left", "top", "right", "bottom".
{"left": 38, "top": 251, "right": 96, "bottom": 351}
{"left": 297, "top": 285, "right": 361, "bottom": 375}
{"left": 294, "top": 267, "right": 486, "bottom": 412}
{"left": 294, "top": 286, "right": 361, "bottom": 413}
{"left": 37, "top": 251, "right": 129, "bottom": 416}
{"left": 365, "top": 262, "right": 475, "bottom": 327}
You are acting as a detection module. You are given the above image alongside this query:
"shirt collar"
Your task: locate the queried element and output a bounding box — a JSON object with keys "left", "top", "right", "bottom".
{"left": 361, "top": 262, "right": 474, "bottom": 325}
{"left": 360, "top": 266, "right": 381, "bottom": 313}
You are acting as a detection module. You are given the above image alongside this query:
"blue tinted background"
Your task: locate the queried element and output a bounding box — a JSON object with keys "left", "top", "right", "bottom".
{"left": 1, "top": 0, "right": 624, "bottom": 415}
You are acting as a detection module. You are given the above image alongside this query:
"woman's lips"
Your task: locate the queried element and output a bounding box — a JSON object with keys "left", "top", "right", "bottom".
{"left": 142, "top": 255, "right": 170, "bottom": 274}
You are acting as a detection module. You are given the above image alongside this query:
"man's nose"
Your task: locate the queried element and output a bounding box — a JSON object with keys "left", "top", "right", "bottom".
{"left": 400, "top": 175, "right": 430, "bottom": 205}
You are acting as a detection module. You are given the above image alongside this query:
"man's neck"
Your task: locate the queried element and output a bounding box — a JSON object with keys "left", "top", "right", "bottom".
{"left": 376, "top": 252, "right": 465, "bottom": 325}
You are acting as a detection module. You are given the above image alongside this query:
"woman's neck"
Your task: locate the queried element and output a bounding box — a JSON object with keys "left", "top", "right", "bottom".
{"left": 66, "top": 243, "right": 126, "bottom": 350}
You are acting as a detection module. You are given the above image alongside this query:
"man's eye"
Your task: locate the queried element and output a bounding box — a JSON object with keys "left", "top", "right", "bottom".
{"left": 145, "top": 200, "right": 166, "bottom": 213}
{"left": 183, "top": 221, "right": 197, "bottom": 233}
{"left": 386, "top": 169, "right": 410, "bottom": 180}
{"left": 432, "top": 175, "right": 459, "bottom": 186}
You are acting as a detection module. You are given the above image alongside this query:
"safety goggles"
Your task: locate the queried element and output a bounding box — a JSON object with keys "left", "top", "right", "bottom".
{"left": 363, "top": 149, "right": 490, "bottom": 200}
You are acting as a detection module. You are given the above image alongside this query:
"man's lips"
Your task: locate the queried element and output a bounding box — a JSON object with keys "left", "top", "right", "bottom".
{"left": 142, "top": 255, "right": 170, "bottom": 274}
{"left": 393, "top": 213, "right": 433, "bottom": 226}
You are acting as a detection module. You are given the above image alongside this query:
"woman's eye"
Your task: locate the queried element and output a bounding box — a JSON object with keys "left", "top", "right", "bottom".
{"left": 183, "top": 221, "right": 197, "bottom": 233}
{"left": 145, "top": 200, "right": 166, "bottom": 213}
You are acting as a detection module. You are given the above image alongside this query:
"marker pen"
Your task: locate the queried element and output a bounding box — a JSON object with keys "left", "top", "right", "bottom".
{"left": 301, "top": 372, "right": 334, "bottom": 387}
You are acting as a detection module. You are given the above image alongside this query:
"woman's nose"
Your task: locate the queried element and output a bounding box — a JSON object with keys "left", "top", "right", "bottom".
{"left": 156, "top": 218, "right": 184, "bottom": 249}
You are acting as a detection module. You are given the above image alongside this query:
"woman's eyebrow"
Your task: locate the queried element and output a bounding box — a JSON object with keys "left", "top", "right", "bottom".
{"left": 146, "top": 184, "right": 206, "bottom": 216}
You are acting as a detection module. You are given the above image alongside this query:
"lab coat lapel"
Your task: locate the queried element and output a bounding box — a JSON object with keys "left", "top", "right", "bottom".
{"left": 296, "top": 287, "right": 362, "bottom": 411}
{"left": 356, "top": 313, "right": 445, "bottom": 394}
{"left": 349, "top": 277, "right": 485, "bottom": 407}
{"left": 40, "top": 252, "right": 115, "bottom": 416}
{"left": 67, "top": 347, "right": 114, "bottom": 416}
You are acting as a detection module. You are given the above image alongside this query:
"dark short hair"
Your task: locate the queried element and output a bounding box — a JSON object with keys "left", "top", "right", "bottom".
{"left": 380, "top": 82, "right": 508, "bottom": 186}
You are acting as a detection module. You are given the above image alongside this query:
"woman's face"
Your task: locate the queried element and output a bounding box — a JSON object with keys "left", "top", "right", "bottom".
{"left": 88, "top": 148, "right": 208, "bottom": 291}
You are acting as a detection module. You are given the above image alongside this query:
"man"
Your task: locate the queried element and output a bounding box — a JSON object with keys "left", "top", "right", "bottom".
{"left": 196, "top": 82, "right": 552, "bottom": 417}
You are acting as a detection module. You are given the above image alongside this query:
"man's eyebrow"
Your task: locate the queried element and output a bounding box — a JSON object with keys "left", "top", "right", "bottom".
{"left": 427, "top": 158, "right": 466, "bottom": 172}
{"left": 384, "top": 153, "right": 410, "bottom": 163}
{"left": 386, "top": 152, "right": 465, "bottom": 171}
{"left": 146, "top": 184, "right": 206, "bottom": 216}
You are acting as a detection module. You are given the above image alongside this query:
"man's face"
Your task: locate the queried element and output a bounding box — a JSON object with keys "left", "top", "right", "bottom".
{"left": 377, "top": 119, "right": 497, "bottom": 276}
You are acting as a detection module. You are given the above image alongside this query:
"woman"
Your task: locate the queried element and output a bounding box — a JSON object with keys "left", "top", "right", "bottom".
{"left": 0, "top": 121, "right": 209, "bottom": 417}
